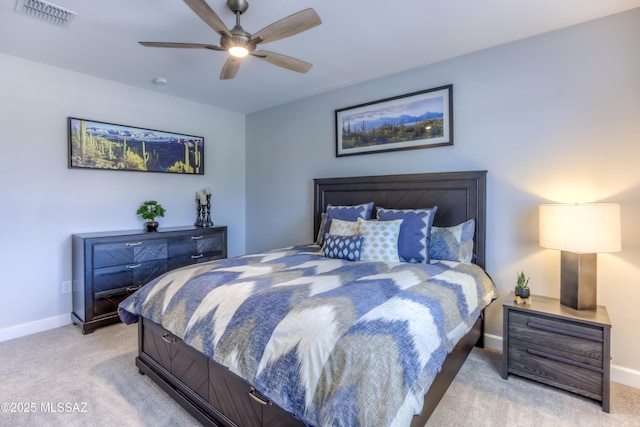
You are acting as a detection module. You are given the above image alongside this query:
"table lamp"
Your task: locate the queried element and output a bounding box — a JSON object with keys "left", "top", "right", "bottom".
{"left": 539, "top": 203, "right": 621, "bottom": 310}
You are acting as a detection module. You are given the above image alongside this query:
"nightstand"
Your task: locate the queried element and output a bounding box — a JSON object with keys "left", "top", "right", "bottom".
{"left": 502, "top": 292, "right": 611, "bottom": 412}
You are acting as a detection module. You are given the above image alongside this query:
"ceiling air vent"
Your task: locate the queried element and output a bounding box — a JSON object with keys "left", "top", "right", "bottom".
{"left": 15, "top": 0, "right": 77, "bottom": 29}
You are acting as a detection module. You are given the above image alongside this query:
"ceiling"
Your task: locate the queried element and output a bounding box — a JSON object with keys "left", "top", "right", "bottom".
{"left": 1, "top": 0, "right": 639, "bottom": 113}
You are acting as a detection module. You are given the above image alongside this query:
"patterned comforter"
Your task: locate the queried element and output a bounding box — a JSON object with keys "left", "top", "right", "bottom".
{"left": 119, "top": 245, "right": 497, "bottom": 427}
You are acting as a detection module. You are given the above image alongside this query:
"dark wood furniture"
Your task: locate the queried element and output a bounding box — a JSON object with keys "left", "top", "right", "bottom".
{"left": 502, "top": 292, "right": 611, "bottom": 412}
{"left": 72, "top": 226, "right": 227, "bottom": 334}
{"left": 135, "top": 170, "right": 489, "bottom": 426}
{"left": 139, "top": 317, "right": 302, "bottom": 427}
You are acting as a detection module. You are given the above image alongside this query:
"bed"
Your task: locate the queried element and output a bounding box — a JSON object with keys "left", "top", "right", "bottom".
{"left": 118, "top": 170, "right": 496, "bottom": 427}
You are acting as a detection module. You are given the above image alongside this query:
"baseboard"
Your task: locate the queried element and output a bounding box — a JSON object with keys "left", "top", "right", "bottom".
{"left": 483, "top": 332, "right": 502, "bottom": 352}
{"left": 610, "top": 364, "right": 640, "bottom": 389}
{"left": 483, "top": 333, "right": 640, "bottom": 390}
{"left": 0, "top": 314, "right": 71, "bottom": 343}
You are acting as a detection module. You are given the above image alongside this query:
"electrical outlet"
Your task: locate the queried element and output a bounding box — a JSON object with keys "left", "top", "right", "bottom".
{"left": 62, "top": 280, "right": 72, "bottom": 294}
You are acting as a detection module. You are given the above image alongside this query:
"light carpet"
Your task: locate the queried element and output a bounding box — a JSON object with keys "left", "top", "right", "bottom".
{"left": 0, "top": 323, "right": 638, "bottom": 426}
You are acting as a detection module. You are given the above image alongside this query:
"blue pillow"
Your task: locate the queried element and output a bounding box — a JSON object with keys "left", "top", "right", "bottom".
{"left": 429, "top": 219, "right": 475, "bottom": 263}
{"left": 327, "top": 202, "right": 373, "bottom": 221}
{"left": 377, "top": 207, "right": 437, "bottom": 263}
{"left": 317, "top": 202, "right": 373, "bottom": 246}
{"left": 322, "top": 234, "right": 364, "bottom": 261}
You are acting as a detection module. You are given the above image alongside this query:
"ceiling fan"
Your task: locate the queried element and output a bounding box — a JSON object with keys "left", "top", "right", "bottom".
{"left": 139, "top": 0, "right": 322, "bottom": 80}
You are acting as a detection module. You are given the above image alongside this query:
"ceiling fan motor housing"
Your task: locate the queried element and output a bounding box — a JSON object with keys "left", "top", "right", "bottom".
{"left": 221, "top": 27, "right": 253, "bottom": 53}
{"left": 227, "top": 0, "right": 248, "bottom": 15}
{"left": 223, "top": 0, "right": 253, "bottom": 53}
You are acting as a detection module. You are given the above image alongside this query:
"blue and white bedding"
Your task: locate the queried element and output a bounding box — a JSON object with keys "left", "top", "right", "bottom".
{"left": 119, "top": 244, "right": 497, "bottom": 427}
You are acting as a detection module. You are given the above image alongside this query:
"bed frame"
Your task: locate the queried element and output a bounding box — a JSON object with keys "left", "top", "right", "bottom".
{"left": 135, "top": 170, "right": 488, "bottom": 427}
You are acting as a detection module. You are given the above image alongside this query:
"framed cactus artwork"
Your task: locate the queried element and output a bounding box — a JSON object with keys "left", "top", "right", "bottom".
{"left": 335, "top": 85, "right": 453, "bottom": 157}
{"left": 68, "top": 117, "right": 204, "bottom": 174}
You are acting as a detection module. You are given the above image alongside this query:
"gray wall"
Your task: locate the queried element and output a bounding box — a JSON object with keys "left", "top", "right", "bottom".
{"left": 0, "top": 53, "right": 246, "bottom": 339}
{"left": 246, "top": 9, "right": 640, "bottom": 381}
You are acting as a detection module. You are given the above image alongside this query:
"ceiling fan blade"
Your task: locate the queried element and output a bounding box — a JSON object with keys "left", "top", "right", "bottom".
{"left": 252, "top": 50, "right": 312, "bottom": 73}
{"left": 220, "top": 57, "right": 241, "bottom": 80}
{"left": 251, "top": 8, "right": 321, "bottom": 44}
{"left": 183, "top": 0, "right": 231, "bottom": 37}
{"left": 139, "top": 42, "right": 224, "bottom": 51}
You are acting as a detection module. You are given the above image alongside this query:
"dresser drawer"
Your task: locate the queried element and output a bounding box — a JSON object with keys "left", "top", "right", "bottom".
{"left": 93, "top": 239, "right": 168, "bottom": 268}
{"left": 508, "top": 312, "right": 603, "bottom": 361}
{"left": 168, "top": 231, "right": 225, "bottom": 269}
{"left": 169, "top": 232, "right": 224, "bottom": 256}
{"left": 508, "top": 338, "right": 603, "bottom": 400}
{"left": 93, "top": 259, "right": 167, "bottom": 293}
{"left": 93, "top": 287, "right": 138, "bottom": 318}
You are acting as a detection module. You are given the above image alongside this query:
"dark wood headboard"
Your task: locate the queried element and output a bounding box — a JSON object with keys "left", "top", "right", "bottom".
{"left": 313, "top": 171, "right": 487, "bottom": 269}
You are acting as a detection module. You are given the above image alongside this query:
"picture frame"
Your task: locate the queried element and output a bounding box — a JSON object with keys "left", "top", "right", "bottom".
{"left": 68, "top": 117, "right": 204, "bottom": 174}
{"left": 335, "top": 84, "right": 453, "bottom": 157}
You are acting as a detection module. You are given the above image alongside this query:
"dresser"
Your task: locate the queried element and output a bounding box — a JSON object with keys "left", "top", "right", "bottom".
{"left": 502, "top": 292, "right": 611, "bottom": 412}
{"left": 72, "top": 226, "right": 227, "bottom": 334}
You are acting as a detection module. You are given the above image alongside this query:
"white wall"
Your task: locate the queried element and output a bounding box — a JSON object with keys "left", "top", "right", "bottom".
{"left": 246, "top": 9, "right": 640, "bottom": 384}
{"left": 0, "top": 53, "right": 246, "bottom": 338}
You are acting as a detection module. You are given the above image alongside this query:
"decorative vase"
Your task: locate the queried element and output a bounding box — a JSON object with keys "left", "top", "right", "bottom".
{"left": 515, "top": 286, "right": 530, "bottom": 298}
{"left": 146, "top": 221, "right": 159, "bottom": 232}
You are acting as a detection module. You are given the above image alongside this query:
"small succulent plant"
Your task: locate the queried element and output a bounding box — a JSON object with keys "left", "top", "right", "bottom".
{"left": 517, "top": 271, "right": 530, "bottom": 289}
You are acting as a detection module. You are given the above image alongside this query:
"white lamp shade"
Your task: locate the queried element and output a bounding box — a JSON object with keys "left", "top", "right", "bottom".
{"left": 539, "top": 203, "right": 621, "bottom": 253}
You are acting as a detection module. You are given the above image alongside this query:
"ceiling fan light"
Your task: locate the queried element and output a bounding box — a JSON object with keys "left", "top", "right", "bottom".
{"left": 229, "top": 46, "right": 249, "bottom": 58}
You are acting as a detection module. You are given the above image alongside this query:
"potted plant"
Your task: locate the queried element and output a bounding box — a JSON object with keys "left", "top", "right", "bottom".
{"left": 136, "top": 200, "right": 166, "bottom": 231}
{"left": 515, "top": 271, "right": 530, "bottom": 298}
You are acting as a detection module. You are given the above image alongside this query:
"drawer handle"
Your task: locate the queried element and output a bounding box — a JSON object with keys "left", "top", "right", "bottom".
{"left": 126, "top": 242, "right": 142, "bottom": 247}
{"left": 126, "top": 285, "right": 142, "bottom": 293}
{"left": 526, "top": 348, "right": 603, "bottom": 373}
{"left": 161, "top": 333, "right": 176, "bottom": 344}
{"left": 126, "top": 264, "right": 141, "bottom": 269}
{"left": 191, "top": 235, "right": 204, "bottom": 240}
{"left": 526, "top": 321, "right": 603, "bottom": 343}
{"left": 191, "top": 254, "right": 204, "bottom": 260}
{"left": 248, "top": 387, "right": 271, "bottom": 405}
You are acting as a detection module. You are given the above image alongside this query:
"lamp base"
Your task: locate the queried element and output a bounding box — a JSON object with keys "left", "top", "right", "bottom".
{"left": 560, "top": 251, "right": 597, "bottom": 310}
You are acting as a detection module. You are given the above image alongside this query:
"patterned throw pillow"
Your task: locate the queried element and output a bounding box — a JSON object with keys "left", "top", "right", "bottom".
{"left": 322, "top": 234, "right": 364, "bottom": 261}
{"left": 317, "top": 202, "right": 374, "bottom": 246}
{"left": 329, "top": 218, "right": 360, "bottom": 235}
{"left": 377, "top": 207, "right": 437, "bottom": 263}
{"left": 429, "top": 218, "right": 475, "bottom": 263}
{"left": 357, "top": 218, "right": 402, "bottom": 262}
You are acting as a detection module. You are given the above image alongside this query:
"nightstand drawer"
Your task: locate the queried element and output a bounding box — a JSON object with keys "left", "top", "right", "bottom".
{"left": 509, "top": 338, "right": 603, "bottom": 400}
{"left": 509, "top": 312, "right": 603, "bottom": 361}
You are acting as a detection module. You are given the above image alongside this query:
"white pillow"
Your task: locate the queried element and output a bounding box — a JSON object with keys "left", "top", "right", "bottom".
{"left": 329, "top": 218, "right": 360, "bottom": 236}
{"left": 357, "top": 218, "right": 402, "bottom": 262}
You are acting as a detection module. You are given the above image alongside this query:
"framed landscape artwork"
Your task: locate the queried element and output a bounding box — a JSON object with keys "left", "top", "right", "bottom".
{"left": 335, "top": 85, "right": 453, "bottom": 157}
{"left": 68, "top": 117, "right": 204, "bottom": 174}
